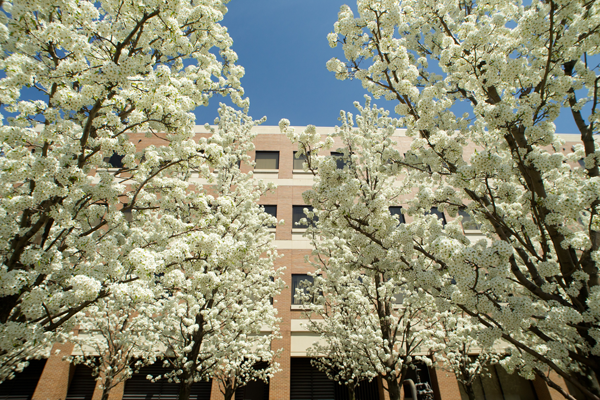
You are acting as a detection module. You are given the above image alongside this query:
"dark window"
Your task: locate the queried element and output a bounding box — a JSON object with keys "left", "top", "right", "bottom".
{"left": 428, "top": 207, "right": 446, "bottom": 225}
{"left": 403, "top": 362, "right": 434, "bottom": 400}
{"left": 255, "top": 151, "right": 279, "bottom": 170}
{"left": 291, "top": 358, "right": 379, "bottom": 400}
{"left": 66, "top": 364, "right": 96, "bottom": 400}
{"left": 293, "top": 151, "right": 307, "bottom": 170}
{"left": 392, "top": 287, "right": 406, "bottom": 305}
{"left": 122, "top": 209, "right": 133, "bottom": 222}
{"left": 123, "top": 363, "right": 212, "bottom": 400}
{"left": 262, "top": 205, "right": 277, "bottom": 228}
{"left": 389, "top": 207, "right": 405, "bottom": 224}
{"left": 291, "top": 274, "right": 314, "bottom": 305}
{"left": 458, "top": 207, "right": 481, "bottom": 230}
{"left": 235, "top": 363, "right": 270, "bottom": 400}
{"left": 0, "top": 360, "right": 46, "bottom": 400}
{"left": 331, "top": 151, "right": 346, "bottom": 169}
{"left": 104, "top": 152, "right": 124, "bottom": 168}
{"left": 291, "top": 358, "right": 335, "bottom": 400}
{"left": 263, "top": 205, "right": 277, "bottom": 218}
{"left": 292, "top": 205, "right": 315, "bottom": 228}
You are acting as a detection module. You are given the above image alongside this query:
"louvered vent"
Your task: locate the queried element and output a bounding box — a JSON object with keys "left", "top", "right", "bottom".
{"left": 122, "top": 364, "right": 211, "bottom": 400}
{"left": 290, "top": 358, "right": 335, "bottom": 400}
{"left": 0, "top": 360, "right": 46, "bottom": 400}
{"left": 66, "top": 365, "right": 97, "bottom": 400}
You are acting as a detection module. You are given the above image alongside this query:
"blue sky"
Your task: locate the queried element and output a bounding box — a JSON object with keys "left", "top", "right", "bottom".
{"left": 199, "top": 0, "right": 394, "bottom": 128}
{"left": 200, "top": 0, "right": 583, "bottom": 134}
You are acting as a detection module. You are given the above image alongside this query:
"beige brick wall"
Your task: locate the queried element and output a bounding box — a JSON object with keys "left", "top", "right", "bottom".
{"left": 32, "top": 342, "right": 74, "bottom": 400}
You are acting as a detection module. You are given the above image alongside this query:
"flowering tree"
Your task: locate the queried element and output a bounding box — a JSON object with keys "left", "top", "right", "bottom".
{"left": 212, "top": 350, "right": 280, "bottom": 400}
{"left": 292, "top": 0, "right": 600, "bottom": 398}
{"left": 283, "top": 109, "right": 445, "bottom": 400}
{"left": 436, "top": 314, "right": 501, "bottom": 400}
{"left": 145, "top": 109, "right": 283, "bottom": 400}
{"left": 69, "top": 281, "right": 161, "bottom": 400}
{"left": 0, "top": 0, "right": 247, "bottom": 380}
{"left": 302, "top": 269, "right": 442, "bottom": 400}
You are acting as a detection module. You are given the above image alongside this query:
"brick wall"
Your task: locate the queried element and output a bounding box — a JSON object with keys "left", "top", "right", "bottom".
{"left": 32, "top": 342, "right": 74, "bottom": 400}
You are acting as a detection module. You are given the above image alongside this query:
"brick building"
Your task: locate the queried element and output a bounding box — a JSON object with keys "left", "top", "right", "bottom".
{"left": 1, "top": 126, "right": 580, "bottom": 400}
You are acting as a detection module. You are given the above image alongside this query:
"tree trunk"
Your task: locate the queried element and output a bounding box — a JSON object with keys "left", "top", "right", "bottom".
{"left": 224, "top": 386, "right": 236, "bottom": 400}
{"left": 100, "top": 374, "right": 114, "bottom": 400}
{"left": 178, "top": 377, "right": 193, "bottom": 400}
{"left": 571, "top": 367, "right": 600, "bottom": 400}
{"left": 459, "top": 382, "right": 476, "bottom": 400}
{"left": 101, "top": 387, "right": 111, "bottom": 400}
{"left": 348, "top": 382, "right": 356, "bottom": 400}
{"left": 387, "top": 377, "right": 402, "bottom": 400}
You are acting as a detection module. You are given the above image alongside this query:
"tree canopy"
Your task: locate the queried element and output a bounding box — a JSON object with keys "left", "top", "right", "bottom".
{"left": 0, "top": 1, "right": 281, "bottom": 396}
{"left": 282, "top": 0, "right": 600, "bottom": 398}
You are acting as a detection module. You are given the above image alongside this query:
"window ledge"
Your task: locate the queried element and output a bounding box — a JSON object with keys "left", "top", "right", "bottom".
{"left": 291, "top": 305, "right": 312, "bottom": 310}
{"left": 254, "top": 169, "right": 279, "bottom": 174}
{"left": 291, "top": 228, "right": 308, "bottom": 233}
{"left": 292, "top": 170, "right": 313, "bottom": 175}
{"left": 96, "top": 168, "right": 123, "bottom": 176}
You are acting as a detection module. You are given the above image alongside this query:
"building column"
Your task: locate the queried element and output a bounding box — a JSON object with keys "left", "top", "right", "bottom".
{"left": 532, "top": 372, "right": 571, "bottom": 400}
{"left": 269, "top": 260, "right": 292, "bottom": 400}
{"left": 428, "top": 367, "right": 461, "bottom": 400}
{"left": 32, "top": 342, "right": 74, "bottom": 400}
{"left": 91, "top": 376, "right": 126, "bottom": 400}
{"left": 210, "top": 377, "right": 222, "bottom": 400}
{"left": 379, "top": 378, "right": 392, "bottom": 400}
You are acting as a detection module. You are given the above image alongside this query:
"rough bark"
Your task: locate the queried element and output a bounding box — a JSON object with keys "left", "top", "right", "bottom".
{"left": 348, "top": 382, "right": 356, "bottom": 400}
{"left": 178, "top": 375, "right": 192, "bottom": 400}
{"left": 459, "top": 382, "right": 476, "bottom": 400}
{"left": 387, "top": 377, "right": 402, "bottom": 400}
{"left": 224, "top": 386, "right": 236, "bottom": 400}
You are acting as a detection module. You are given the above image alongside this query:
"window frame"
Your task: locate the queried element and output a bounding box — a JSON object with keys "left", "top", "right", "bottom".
{"left": 458, "top": 207, "right": 481, "bottom": 232}
{"left": 293, "top": 151, "right": 307, "bottom": 171}
{"left": 291, "top": 274, "right": 315, "bottom": 308}
{"left": 261, "top": 205, "right": 277, "bottom": 229}
{"left": 254, "top": 151, "right": 280, "bottom": 170}
{"left": 389, "top": 206, "right": 406, "bottom": 224}
{"left": 104, "top": 152, "right": 124, "bottom": 169}
{"left": 428, "top": 207, "right": 447, "bottom": 225}
{"left": 292, "top": 205, "right": 316, "bottom": 229}
{"left": 330, "top": 151, "right": 347, "bottom": 170}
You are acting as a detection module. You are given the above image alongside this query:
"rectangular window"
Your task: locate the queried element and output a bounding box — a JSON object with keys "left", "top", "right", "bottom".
{"left": 458, "top": 207, "right": 481, "bottom": 230}
{"left": 122, "top": 209, "right": 133, "bottom": 222}
{"left": 255, "top": 151, "right": 279, "bottom": 170}
{"left": 428, "top": 207, "right": 446, "bottom": 225}
{"left": 330, "top": 151, "right": 346, "bottom": 169}
{"left": 291, "top": 274, "right": 314, "bottom": 305}
{"left": 389, "top": 206, "right": 405, "bottom": 224}
{"left": 262, "top": 205, "right": 277, "bottom": 228}
{"left": 293, "top": 151, "right": 307, "bottom": 170}
{"left": 104, "top": 152, "right": 124, "bottom": 168}
{"left": 292, "top": 205, "right": 315, "bottom": 228}
{"left": 392, "top": 289, "right": 405, "bottom": 305}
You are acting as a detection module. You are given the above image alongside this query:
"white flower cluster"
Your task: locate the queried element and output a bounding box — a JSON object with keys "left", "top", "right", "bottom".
{"left": 286, "top": 0, "right": 600, "bottom": 391}
{"left": 0, "top": 1, "right": 280, "bottom": 390}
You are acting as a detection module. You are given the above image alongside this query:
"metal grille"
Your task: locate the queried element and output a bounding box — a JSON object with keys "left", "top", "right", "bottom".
{"left": 0, "top": 360, "right": 46, "bottom": 400}
{"left": 66, "top": 365, "right": 97, "bottom": 400}
{"left": 122, "top": 364, "right": 211, "bottom": 400}
{"left": 290, "top": 358, "right": 334, "bottom": 400}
